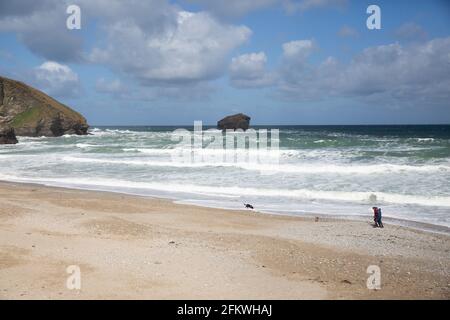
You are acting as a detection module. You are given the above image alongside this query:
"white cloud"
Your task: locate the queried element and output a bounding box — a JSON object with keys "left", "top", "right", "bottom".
{"left": 0, "top": 0, "right": 83, "bottom": 62}
{"left": 0, "top": 0, "right": 251, "bottom": 85}
{"left": 89, "top": 9, "right": 251, "bottom": 85}
{"left": 276, "top": 37, "right": 450, "bottom": 106}
{"left": 227, "top": 37, "right": 450, "bottom": 108}
{"left": 229, "top": 52, "right": 275, "bottom": 88}
{"left": 32, "top": 61, "right": 80, "bottom": 98}
{"left": 279, "top": 39, "right": 317, "bottom": 86}
{"left": 230, "top": 52, "right": 267, "bottom": 77}
{"left": 282, "top": 40, "right": 316, "bottom": 60}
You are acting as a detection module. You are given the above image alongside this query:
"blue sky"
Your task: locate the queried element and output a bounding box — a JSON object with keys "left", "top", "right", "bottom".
{"left": 1, "top": 0, "right": 449, "bottom": 125}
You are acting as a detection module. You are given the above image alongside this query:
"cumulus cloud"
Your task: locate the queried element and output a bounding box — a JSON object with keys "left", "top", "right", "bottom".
{"left": 229, "top": 39, "right": 320, "bottom": 93}
{"left": 0, "top": 0, "right": 251, "bottom": 87}
{"left": 278, "top": 40, "right": 317, "bottom": 86}
{"left": 227, "top": 37, "right": 450, "bottom": 108}
{"left": 282, "top": 40, "right": 316, "bottom": 61}
{"left": 89, "top": 9, "right": 251, "bottom": 85}
{"left": 276, "top": 37, "right": 450, "bottom": 106}
{"left": 0, "top": 0, "right": 83, "bottom": 62}
{"left": 229, "top": 52, "right": 275, "bottom": 88}
{"left": 79, "top": 0, "right": 179, "bottom": 35}
{"left": 31, "top": 61, "right": 80, "bottom": 98}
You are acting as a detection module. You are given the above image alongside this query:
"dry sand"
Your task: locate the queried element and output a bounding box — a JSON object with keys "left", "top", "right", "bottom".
{"left": 0, "top": 181, "right": 449, "bottom": 299}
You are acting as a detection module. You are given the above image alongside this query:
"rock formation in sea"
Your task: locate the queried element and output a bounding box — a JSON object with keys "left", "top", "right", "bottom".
{"left": 217, "top": 113, "right": 251, "bottom": 131}
{"left": 0, "top": 123, "right": 18, "bottom": 144}
{"left": 0, "top": 76, "right": 88, "bottom": 137}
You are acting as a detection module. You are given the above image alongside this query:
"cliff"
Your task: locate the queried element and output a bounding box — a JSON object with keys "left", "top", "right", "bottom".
{"left": 0, "top": 76, "right": 88, "bottom": 137}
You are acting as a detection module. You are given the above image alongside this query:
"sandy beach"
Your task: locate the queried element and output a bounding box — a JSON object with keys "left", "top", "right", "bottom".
{"left": 0, "top": 181, "right": 448, "bottom": 300}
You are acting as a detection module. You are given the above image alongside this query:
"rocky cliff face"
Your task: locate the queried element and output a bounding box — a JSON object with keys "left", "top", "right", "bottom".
{"left": 0, "top": 76, "right": 88, "bottom": 137}
{"left": 217, "top": 113, "right": 251, "bottom": 131}
{"left": 0, "top": 124, "right": 18, "bottom": 144}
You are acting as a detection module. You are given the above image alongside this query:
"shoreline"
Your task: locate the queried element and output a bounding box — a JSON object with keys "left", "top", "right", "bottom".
{"left": 179, "top": 201, "right": 450, "bottom": 236}
{"left": 1, "top": 178, "right": 449, "bottom": 236}
{"left": 0, "top": 180, "right": 449, "bottom": 299}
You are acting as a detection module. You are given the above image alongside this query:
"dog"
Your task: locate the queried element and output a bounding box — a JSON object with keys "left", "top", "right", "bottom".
{"left": 244, "top": 203, "right": 254, "bottom": 209}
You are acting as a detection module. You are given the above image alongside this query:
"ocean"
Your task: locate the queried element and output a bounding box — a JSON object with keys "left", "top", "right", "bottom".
{"left": 1, "top": 125, "right": 449, "bottom": 231}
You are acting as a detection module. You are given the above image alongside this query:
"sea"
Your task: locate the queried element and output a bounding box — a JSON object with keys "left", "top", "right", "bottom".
{"left": 1, "top": 125, "right": 449, "bottom": 232}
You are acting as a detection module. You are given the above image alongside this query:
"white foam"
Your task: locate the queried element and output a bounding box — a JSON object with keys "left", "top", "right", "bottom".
{"left": 61, "top": 156, "right": 450, "bottom": 174}
{"left": 122, "top": 148, "right": 176, "bottom": 155}
{"left": 75, "top": 143, "right": 97, "bottom": 148}
{"left": 415, "top": 138, "right": 435, "bottom": 142}
{"left": 1, "top": 174, "right": 449, "bottom": 208}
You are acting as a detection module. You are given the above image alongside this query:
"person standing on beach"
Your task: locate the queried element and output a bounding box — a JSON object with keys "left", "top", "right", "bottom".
{"left": 372, "top": 207, "right": 379, "bottom": 227}
{"left": 377, "top": 207, "right": 384, "bottom": 228}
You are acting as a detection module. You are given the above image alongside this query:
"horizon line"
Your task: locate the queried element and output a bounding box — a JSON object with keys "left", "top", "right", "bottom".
{"left": 90, "top": 123, "right": 450, "bottom": 127}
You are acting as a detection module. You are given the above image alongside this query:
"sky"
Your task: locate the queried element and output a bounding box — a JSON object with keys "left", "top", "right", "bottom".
{"left": 0, "top": 0, "right": 449, "bottom": 125}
